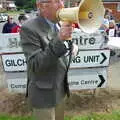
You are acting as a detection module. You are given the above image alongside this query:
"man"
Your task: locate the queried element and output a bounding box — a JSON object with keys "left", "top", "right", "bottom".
{"left": 99, "top": 14, "right": 110, "bottom": 32}
{"left": 2, "top": 16, "right": 17, "bottom": 33}
{"left": 11, "top": 14, "right": 28, "bottom": 33}
{"left": 20, "top": 0, "right": 74, "bottom": 120}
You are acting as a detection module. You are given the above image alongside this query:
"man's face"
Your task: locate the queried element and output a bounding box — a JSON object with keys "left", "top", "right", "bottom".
{"left": 39, "top": 0, "right": 64, "bottom": 22}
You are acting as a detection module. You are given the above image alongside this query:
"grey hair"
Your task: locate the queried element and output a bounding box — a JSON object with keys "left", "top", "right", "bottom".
{"left": 36, "top": 0, "right": 49, "bottom": 14}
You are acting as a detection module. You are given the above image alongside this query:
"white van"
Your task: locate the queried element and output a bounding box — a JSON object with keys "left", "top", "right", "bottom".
{"left": 0, "top": 13, "right": 8, "bottom": 22}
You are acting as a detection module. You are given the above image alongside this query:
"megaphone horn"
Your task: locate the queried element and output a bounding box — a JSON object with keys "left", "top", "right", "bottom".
{"left": 56, "top": 0, "right": 105, "bottom": 33}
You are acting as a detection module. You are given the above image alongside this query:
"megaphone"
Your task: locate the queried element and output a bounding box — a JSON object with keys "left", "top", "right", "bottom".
{"left": 56, "top": 0, "right": 105, "bottom": 33}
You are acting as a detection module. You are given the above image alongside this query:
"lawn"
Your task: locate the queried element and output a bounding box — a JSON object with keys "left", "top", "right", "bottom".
{"left": 1, "top": 110, "right": 120, "bottom": 120}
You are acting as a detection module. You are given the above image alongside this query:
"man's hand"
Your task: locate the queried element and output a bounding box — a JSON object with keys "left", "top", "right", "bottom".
{"left": 58, "top": 22, "right": 73, "bottom": 41}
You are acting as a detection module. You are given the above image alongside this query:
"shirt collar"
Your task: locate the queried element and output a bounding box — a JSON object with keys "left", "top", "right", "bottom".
{"left": 45, "top": 18, "right": 55, "bottom": 28}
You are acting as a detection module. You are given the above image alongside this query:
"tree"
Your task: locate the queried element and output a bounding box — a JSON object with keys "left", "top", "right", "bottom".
{"left": 15, "top": 0, "right": 27, "bottom": 7}
{"left": 15, "top": 0, "right": 36, "bottom": 9}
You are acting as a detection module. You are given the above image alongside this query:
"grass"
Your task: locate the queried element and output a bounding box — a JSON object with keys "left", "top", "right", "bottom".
{"left": 0, "top": 114, "right": 33, "bottom": 120}
{"left": 64, "top": 110, "right": 120, "bottom": 120}
{"left": 1, "top": 110, "right": 120, "bottom": 120}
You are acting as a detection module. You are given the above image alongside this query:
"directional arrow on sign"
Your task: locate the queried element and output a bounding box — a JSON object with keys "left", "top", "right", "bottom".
{"left": 97, "top": 75, "right": 106, "bottom": 87}
{"left": 68, "top": 68, "right": 107, "bottom": 90}
{"left": 100, "top": 53, "right": 107, "bottom": 64}
{"left": 70, "top": 49, "right": 110, "bottom": 68}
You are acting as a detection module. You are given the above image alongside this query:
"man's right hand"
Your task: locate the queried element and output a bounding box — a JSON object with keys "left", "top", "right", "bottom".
{"left": 58, "top": 22, "right": 73, "bottom": 41}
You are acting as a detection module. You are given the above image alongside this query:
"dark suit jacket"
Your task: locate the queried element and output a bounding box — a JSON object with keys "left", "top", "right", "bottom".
{"left": 20, "top": 16, "right": 70, "bottom": 108}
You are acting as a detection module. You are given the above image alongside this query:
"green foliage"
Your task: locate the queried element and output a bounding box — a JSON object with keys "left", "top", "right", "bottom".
{"left": 15, "top": 0, "right": 36, "bottom": 9}
{"left": 87, "top": 112, "right": 120, "bottom": 120}
{"left": 64, "top": 110, "right": 120, "bottom": 120}
{"left": 1, "top": 110, "right": 120, "bottom": 120}
{"left": 0, "top": 114, "right": 33, "bottom": 120}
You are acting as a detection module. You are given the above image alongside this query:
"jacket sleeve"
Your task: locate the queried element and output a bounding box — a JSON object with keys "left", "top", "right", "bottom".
{"left": 2, "top": 24, "right": 7, "bottom": 33}
{"left": 20, "top": 26, "right": 67, "bottom": 73}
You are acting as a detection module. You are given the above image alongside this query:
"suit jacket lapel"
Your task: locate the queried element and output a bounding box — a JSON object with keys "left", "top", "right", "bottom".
{"left": 35, "top": 16, "right": 68, "bottom": 69}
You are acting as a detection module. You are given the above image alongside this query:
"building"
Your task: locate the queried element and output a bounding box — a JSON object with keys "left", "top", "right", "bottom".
{"left": 0, "top": 0, "right": 16, "bottom": 11}
{"left": 103, "top": 0, "right": 120, "bottom": 22}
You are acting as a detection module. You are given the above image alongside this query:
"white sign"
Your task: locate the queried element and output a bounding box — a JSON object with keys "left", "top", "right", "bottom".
{"left": 0, "top": 30, "right": 107, "bottom": 54}
{"left": 70, "top": 49, "right": 110, "bottom": 68}
{"left": 109, "top": 29, "right": 115, "bottom": 37}
{"left": 5, "top": 72, "right": 27, "bottom": 93}
{"left": 7, "top": 78, "right": 27, "bottom": 93}
{"left": 68, "top": 68, "right": 107, "bottom": 90}
{"left": 72, "top": 29, "right": 106, "bottom": 50}
{"left": 2, "top": 54, "right": 27, "bottom": 72}
{"left": 6, "top": 68, "right": 107, "bottom": 93}
{"left": 107, "top": 37, "right": 120, "bottom": 49}
{"left": 0, "top": 33, "right": 22, "bottom": 54}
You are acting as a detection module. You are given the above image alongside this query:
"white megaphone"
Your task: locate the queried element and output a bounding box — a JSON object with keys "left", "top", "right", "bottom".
{"left": 56, "top": 0, "right": 105, "bottom": 33}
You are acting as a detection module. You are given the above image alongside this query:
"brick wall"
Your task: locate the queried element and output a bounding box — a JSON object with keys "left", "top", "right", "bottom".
{"left": 103, "top": 2, "right": 120, "bottom": 22}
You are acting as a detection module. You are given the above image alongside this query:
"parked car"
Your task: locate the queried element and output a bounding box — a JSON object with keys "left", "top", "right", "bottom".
{"left": 25, "top": 9, "right": 31, "bottom": 13}
{"left": 0, "top": 13, "right": 8, "bottom": 22}
{"left": 0, "top": 16, "right": 3, "bottom": 22}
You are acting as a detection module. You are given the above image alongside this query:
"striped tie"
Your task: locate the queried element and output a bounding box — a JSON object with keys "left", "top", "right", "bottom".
{"left": 53, "top": 24, "right": 59, "bottom": 32}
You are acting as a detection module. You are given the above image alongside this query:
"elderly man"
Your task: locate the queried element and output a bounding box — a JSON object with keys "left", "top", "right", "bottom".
{"left": 20, "top": 0, "right": 74, "bottom": 120}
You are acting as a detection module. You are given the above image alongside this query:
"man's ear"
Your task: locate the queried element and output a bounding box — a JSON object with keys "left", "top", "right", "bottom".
{"left": 36, "top": 2, "right": 40, "bottom": 8}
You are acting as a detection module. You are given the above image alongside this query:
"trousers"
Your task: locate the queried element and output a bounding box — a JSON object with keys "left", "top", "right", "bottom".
{"left": 33, "top": 101, "right": 64, "bottom": 120}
